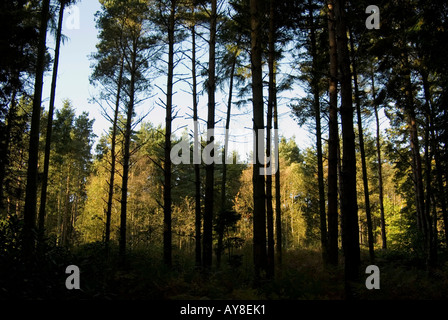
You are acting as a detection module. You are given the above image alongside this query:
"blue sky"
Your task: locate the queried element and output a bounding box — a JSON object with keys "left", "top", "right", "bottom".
{"left": 42, "top": 0, "right": 312, "bottom": 158}
{"left": 43, "top": 0, "right": 104, "bottom": 140}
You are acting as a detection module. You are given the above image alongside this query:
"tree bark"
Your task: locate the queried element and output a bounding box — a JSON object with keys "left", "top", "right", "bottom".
{"left": 308, "top": 0, "right": 327, "bottom": 265}
{"left": 402, "top": 51, "right": 431, "bottom": 264}
{"left": 163, "top": 0, "right": 176, "bottom": 268}
{"left": 422, "top": 69, "right": 438, "bottom": 266}
{"left": 190, "top": 10, "right": 202, "bottom": 268}
{"left": 250, "top": 0, "right": 267, "bottom": 281}
{"left": 38, "top": 1, "right": 66, "bottom": 246}
{"left": 203, "top": 0, "right": 217, "bottom": 270}
{"left": 217, "top": 54, "right": 236, "bottom": 268}
{"left": 265, "top": 0, "right": 276, "bottom": 279}
{"left": 120, "top": 38, "right": 137, "bottom": 266}
{"left": 334, "top": 0, "right": 360, "bottom": 287}
{"left": 105, "top": 55, "right": 124, "bottom": 255}
{"left": 274, "top": 75, "right": 282, "bottom": 266}
{"left": 371, "top": 69, "right": 387, "bottom": 250}
{"left": 423, "top": 110, "right": 437, "bottom": 266}
{"left": 326, "top": 0, "right": 339, "bottom": 267}
{"left": 23, "top": 0, "right": 50, "bottom": 258}
{"left": 349, "top": 31, "right": 374, "bottom": 263}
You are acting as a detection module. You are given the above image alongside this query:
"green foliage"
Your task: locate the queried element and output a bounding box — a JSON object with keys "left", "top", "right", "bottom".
{"left": 43, "top": 100, "right": 95, "bottom": 246}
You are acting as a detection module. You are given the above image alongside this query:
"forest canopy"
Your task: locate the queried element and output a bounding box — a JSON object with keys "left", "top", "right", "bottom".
{"left": 1, "top": 0, "right": 448, "bottom": 301}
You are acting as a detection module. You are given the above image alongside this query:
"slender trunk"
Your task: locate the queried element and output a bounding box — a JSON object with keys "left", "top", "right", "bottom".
{"left": 217, "top": 55, "right": 236, "bottom": 268}
{"left": 430, "top": 116, "right": 448, "bottom": 247}
{"left": 309, "top": 0, "right": 327, "bottom": 265}
{"left": 120, "top": 38, "right": 138, "bottom": 266}
{"left": 38, "top": 1, "right": 66, "bottom": 245}
{"left": 105, "top": 55, "right": 124, "bottom": 254}
{"left": 371, "top": 70, "right": 387, "bottom": 249}
{"left": 265, "top": 0, "right": 276, "bottom": 278}
{"left": 403, "top": 52, "right": 429, "bottom": 261}
{"left": 250, "top": 0, "right": 267, "bottom": 281}
{"left": 203, "top": 0, "right": 217, "bottom": 270}
{"left": 191, "top": 14, "right": 202, "bottom": 268}
{"left": 164, "top": 1, "right": 176, "bottom": 268}
{"left": 23, "top": 0, "right": 50, "bottom": 258}
{"left": 424, "top": 112, "right": 436, "bottom": 266}
{"left": 349, "top": 31, "right": 374, "bottom": 263}
{"left": 334, "top": 0, "right": 360, "bottom": 288}
{"left": 274, "top": 80, "right": 282, "bottom": 266}
{"left": 326, "top": 0, "right": 339, "bottom": 266}
{"left": 422, "top": 70, "right": 438, "bottom": 266}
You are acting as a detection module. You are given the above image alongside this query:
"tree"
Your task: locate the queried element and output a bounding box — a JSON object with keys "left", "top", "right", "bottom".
{"left": 1, "top": 97, "right": 33, "bottom": 218}
{"left": 0, "top": 1, "right": 39, "bottom": 210}
{"left": 349, "top": 30, "right": 374, "bottom": 263}
{"left": 369, "top": 0, "right": 436, "bottom": 265}
{"left": 44, "top": 100, "right": 94, "bottom": 246}
{"left": 90, "top": 0, "right": 128, "bottom": 255}
{"left": 265, "top": 0, "right": 276, "bottom": 278}
{"left": 334, "top": 0, "right": 360, "bottom": 289}
{"left": 216, "top": 39, "right": 242, "bottom": 268}
{"left": 303, "top": 0, "right": 328, "bottom": 265}
{"left": 162, "top": 0, "right": 176, "bottom": 268}
{"left": 326, "top": 0, "right": 339, "bottom": 267}
{"left": 151, "top": 0, "right": 189, "bottom": 267}
{"left": 92, "top": 0, "right": 153, "bottom": 264}
{"left": 274, "top": 91, "right": 282, "bottom": 266}
{"left": 203, "top": 0, "right": 218, "bottom": 270}
{"left": 250, "top": 0, "right": 267, "bottom": 280}
{"left": 188, "top": 3, "right": 202, "bottom": 268}
{"left": 39, "top": 0, "right": 75, "bottom": 246}
{"left": 370, "top": 64, "right": 387, "bottom": 250}
{"left": 22, "top": 0, "right": 51, "bottom": 258}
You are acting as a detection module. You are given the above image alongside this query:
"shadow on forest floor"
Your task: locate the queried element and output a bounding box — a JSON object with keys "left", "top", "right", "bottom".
{"left": 2, "top": 241, "right": 448, "bottom": 300}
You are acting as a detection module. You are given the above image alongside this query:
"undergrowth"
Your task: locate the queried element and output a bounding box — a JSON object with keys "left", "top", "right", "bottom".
{"left": 2, "top": 237, "right": 448, "bottom": 300}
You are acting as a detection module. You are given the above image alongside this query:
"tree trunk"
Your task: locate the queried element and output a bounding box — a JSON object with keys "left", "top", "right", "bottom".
{"left": 23, "top": 0, "right": 50, "bottom": 258}
{"left": 38, "top": 1, "right": 66, "bottom": 246}
{"left": 274, "top": 76, "right": 282, "bottom": 266}
{"left": 422, "top": 70, "right": 438, "bottom": 266}
{"left": 424, "top": 111, "right": 437, "bottom": 267}
{"left": 164, "top": 0, "right": 176, "bottom": 268}
{"left": 371, "top": 70, "right": 387, "bottom": 250}
{"left": 402, "top": 51, "right": 430, "bottom": 263}
{"left": 250, "top": 0, "right": 267, "bottom": 281}
{"left": 120, "top": 36, "right": 138, "bottom": 266}
{"left": 334, "top": 0, "right": 360, "bottom": 288}
{"left": 308, "top": 0, "right": 327, "bottom": 265}
{"left": 430, "top": 115, "right": 448, "bottom": 248}
{"left": 203, "top": 0, "right": 217, "bottom": 270}
{"left": 217, "top": 54, "right": 236, "bottom": 268}
{"left": 265, "top": 0, "right": 276, "bottom": 279}
{"left": 349, "top": 31, "right": 374, "bottom": 263}
{"left": 190, "top": 11, "right": 202, "bottom": 268}
{"left": 105, "top": 55, "right": 124, "bottom": 255}
{"left": 326, "top": 0, "right": 339, "bottom": 267}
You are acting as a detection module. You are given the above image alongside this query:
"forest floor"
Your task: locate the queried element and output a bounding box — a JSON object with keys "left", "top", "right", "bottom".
{"left": 2, "top": 242, "right": 448, "bottom": 300}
